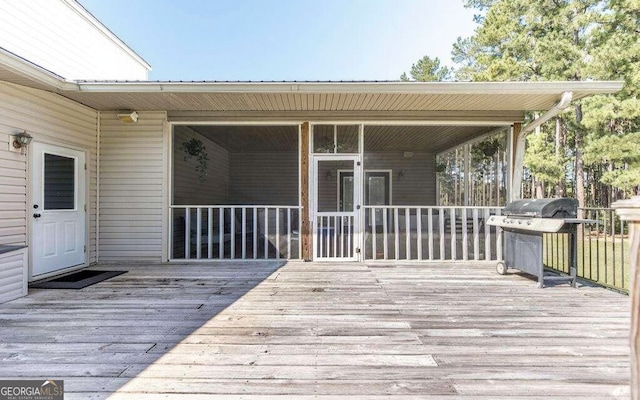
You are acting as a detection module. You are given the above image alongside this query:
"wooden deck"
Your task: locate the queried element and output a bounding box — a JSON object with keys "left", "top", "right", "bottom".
{"left": 0, "top": 261, "right": 630, "bottom": 399}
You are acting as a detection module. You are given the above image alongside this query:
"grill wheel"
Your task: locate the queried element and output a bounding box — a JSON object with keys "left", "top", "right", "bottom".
{"left": 496, "top": 261, "right": 508, "bottom": 275}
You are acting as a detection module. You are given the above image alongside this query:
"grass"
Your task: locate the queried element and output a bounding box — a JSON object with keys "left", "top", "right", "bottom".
{"left": 543, "top": 233, "right": 630, "bottom": 292}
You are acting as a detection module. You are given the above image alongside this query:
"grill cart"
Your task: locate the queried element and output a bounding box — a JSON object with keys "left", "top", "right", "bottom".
{"left": 487, "top": 198, "right": 594, "bottom": 288}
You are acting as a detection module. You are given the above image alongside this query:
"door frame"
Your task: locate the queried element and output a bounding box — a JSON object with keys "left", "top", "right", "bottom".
{"left": 311, "top": 154, "right": 362, "bottom": 261}
{"left": 338, "top": 169, "right": 393, "bottom": 209}
{"left": 28, "top": 141, "right": 89, "bottom": 280}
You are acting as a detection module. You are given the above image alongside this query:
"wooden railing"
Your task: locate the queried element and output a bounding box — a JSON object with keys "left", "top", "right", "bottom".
{"left": 362, "top": 206, "right": 504, "bottom": 261}
{"left": 612, "top": 197, "right": 639, "bottom": 400}
{"left": 170, "top": 206, "right": 301, "bottom": 260}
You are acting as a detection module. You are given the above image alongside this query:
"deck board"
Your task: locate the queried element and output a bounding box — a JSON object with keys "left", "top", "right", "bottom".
{"left": 0, "top": 261, "right": 630, "bottom": 399}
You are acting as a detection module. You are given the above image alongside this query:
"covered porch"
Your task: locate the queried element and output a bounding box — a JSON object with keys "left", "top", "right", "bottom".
{"left": 0, "top": 261, "right": 630, "bottom": 399}
{"left": 170, "top": 122, "right": 510, "bottom": 262}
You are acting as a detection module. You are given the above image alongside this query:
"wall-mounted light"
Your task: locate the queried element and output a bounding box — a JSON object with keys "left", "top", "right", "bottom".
{"left": 11, "top": 130, "right": 33, "bottom": 150}
{"left": 326, "top": 170, "right": 333, "bottom": 181}
{"left": 397, "top": 170, "right": 405, "bottom": 181}
{"left": 117, "top": 111, "right": 138, "bottom": 123}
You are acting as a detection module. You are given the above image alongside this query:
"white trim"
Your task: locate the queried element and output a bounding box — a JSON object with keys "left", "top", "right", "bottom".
{"left": 0, "top": 48, "right": 75, "bottom": 88}
{"left": 73, "top": 80, "right": 623, "bottom": 94}
{"left": 169, "top": 121, "right": 303, "bottom": 126}
{"left": 161, "top": 112, "right": 170, "bottom": 261}
{"left": 96, "top": 111, "right": 100, "bottom": 263}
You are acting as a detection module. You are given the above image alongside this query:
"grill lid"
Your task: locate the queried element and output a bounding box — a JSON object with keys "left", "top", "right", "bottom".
{"left": 503, "top": 198, "right": 578, "bottom": 218}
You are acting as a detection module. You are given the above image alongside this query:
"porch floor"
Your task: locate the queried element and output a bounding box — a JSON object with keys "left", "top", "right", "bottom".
{"left": 0, "top": 261, "right": 630, "bottom": 399}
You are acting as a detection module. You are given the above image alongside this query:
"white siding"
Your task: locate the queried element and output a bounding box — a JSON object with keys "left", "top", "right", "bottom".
{"left": 99, "top": 112, "right": 167, "bottom": 261}
{"left": 0, "top": 247, "right": 27, "bottom": 304}
{"left": 0, "top": 0, "right": 149, "bottom": 80}
{"left": 0, "top": 82, "right": 98, "bottom": 263}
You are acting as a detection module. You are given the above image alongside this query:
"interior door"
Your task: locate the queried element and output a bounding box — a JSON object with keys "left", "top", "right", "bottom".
{"left": 313, "top": 156, "right": 360, "bottom": 261}
{"left": 31, "top": 142, "right": 86, "bottom": 278}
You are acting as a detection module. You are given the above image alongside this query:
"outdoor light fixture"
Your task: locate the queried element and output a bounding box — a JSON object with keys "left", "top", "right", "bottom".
{"left": 117, "top": 111, "right": 138, "bottom": 123}
{"left": 12, "top": 131, "right": 33, "bottom": 149}
{"left": 326, "top": 171, "right": 333, "bottom": 181}
{"left": 398, "top": 170, "right": 405, "bottom": 181}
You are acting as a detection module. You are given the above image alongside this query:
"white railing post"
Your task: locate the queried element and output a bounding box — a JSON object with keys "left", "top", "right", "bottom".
{"left": 184, "top": 207, "right": 191, "bottom": 260}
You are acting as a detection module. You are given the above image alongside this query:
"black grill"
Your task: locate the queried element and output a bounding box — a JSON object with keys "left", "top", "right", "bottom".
{"left": 487, "top": 198, "right": 592, "bottom": 288}
{"left": 503, "top": 198, "right": 578, "bottom": 218}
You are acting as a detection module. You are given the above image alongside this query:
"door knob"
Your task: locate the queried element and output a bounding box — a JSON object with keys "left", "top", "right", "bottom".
{"left": 33, "top": 213, "right": 41, "bottom": 218}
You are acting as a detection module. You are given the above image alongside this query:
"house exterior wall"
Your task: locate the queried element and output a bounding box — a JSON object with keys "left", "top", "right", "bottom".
{"left": 99, "top": 111, "right": 168, "bottom": 262}
{"left": 173, "top": 126, "right": 230, "bottom": 206}
{"left": 364, "top": 152, "right": 436, "bottom": 205}
{"left": 0, "top": 247, "right": 27, "bottom": 304}
{"left": 316, "top": 152, "right": 436, "bottom": 211}
{"left": 0, "top": 0, "right": 149, "bottom": 81}
{"left": 0, "top": 81, "right": 97, "bottom": 301}
{"left": 230, "top": 152, "right": 299, "bottom": 206}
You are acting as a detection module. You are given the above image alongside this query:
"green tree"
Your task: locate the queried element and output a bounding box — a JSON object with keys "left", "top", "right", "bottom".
{"left": 400, "top": 55, "right": 452, "bottom": 81}
{"left": 580, "top": 0, "right": 640, "bottom": 201}
{"left": 450, "top": 0, "right": 637, "bottom": 209}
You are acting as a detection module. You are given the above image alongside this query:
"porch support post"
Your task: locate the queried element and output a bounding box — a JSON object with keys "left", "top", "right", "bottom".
{"left": 509, "top": 122, "right": 523, "bottom": 202}
{"left": 300, "top": 122, "right": 312, "bottom": 261}
{"left": 613, "top": 196, "right": 640, "bottom": 400}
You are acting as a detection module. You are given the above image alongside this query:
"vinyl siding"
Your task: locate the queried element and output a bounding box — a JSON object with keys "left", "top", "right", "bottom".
{"left": 0, "top": 247, "right": 27, "bottom": 304}
{"left": 317, "top": 152, "right": 436, "bottom": 211}
{"left": 0, "top": 82, "right": 98, "bottom": 264}
{"left": 230, "top": 152, "right": 299, "bottom": 206}
{"left": 0, "top": 0, "right": 148, "bottom": 80}
{"left": 173, "top": 126, "right": 229, "bottom": 205}
{"left": 99, "top": 112, "right": 167, "bottom": 261}
{"left": 364, "top": 152, "right": 436, "bottom": 205}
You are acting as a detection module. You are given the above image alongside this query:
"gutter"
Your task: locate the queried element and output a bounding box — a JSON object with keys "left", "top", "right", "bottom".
{"left": 522, "top": 91, "right": 573, "bottom": 133}
{"left": 71, "top": 81, "right": 623, "bottom": 95}
{"left": 510, "top": 91, "right": 573, "bottom": 201}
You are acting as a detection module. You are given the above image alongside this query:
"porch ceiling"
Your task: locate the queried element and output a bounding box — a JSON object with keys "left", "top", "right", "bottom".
{"left": 61, "top": 81, "right": 621, "bottom": 119}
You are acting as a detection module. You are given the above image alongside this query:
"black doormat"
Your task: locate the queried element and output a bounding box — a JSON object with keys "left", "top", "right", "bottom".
{"left": 30, "top": 270, "right": 127, "bottom": 289}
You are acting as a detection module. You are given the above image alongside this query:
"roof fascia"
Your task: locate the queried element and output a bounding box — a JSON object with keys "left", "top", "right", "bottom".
{"left": 0, "top": 48, "right": 78, "bottom": 91}
{"left": 72, "top": 80, "right": 624, "bottom": 95}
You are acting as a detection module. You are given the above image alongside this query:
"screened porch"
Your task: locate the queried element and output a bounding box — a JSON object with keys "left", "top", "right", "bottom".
{"left": 170, "top": 123, "right": 511, "bottom": 262}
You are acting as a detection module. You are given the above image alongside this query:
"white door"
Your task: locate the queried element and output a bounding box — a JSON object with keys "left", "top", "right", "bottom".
{"left": 313, "top": 155, "right": 361, "bottom": 261}
{"left": 31, "top": 142, "right": 86, "bottom": 277}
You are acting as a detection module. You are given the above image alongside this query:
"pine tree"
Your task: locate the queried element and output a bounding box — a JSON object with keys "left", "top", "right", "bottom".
{"left": 400, "top": 55, "right": 452, "bottom": 82}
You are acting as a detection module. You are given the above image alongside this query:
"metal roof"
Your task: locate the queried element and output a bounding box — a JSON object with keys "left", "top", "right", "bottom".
{"left": 0, "top": 48, "right": 624, "bottom": 121}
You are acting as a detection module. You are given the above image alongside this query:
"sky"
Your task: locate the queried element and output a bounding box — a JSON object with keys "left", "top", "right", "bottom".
{"left": 79, "top": 0, "right": 478, "bottom": 81}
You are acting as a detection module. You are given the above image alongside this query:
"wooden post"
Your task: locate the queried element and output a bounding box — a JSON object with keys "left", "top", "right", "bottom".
{"left": 509, "top": 122, "right": 523, "bottom": 202}
{"left": 300, "top": 122, "right": 311, "bottom": 261}
{"left": 613, "top": 196, "right": 640, "bottom": 400}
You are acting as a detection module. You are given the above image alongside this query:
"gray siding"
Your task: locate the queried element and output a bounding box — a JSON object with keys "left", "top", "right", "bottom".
{"left": 173, "top": 126, "right": 229, "bottom": 205}
{"left": 364, "top": 152, "right": 436, "bottom": 205}
{"left": 316, "top": 152, "right": 436, "bottom": 211}
{"left": 230, "top": 152, "right": 299, "bottom": 206}
{"left": 99, "top": 111, "right": 167, "bottom": 261}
